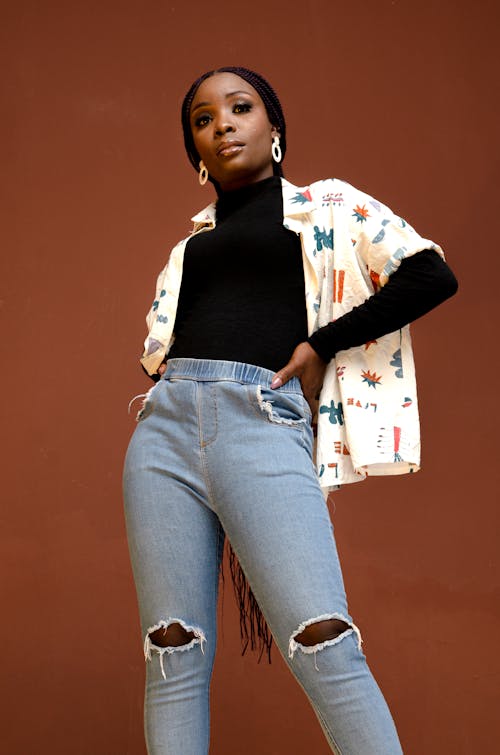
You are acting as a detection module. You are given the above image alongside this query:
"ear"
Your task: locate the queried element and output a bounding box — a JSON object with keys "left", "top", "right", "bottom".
{"left": 271, "top": 126, "right": 280, "bottom": 139}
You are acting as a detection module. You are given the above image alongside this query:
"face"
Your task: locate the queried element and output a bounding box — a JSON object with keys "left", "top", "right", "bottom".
{"left": 190, "top": 72, "right": 278, "bottom": 192}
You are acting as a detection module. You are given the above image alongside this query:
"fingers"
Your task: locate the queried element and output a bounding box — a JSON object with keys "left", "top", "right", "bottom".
{"left": 158, "top": 363, "right": 167, "bottom": 376}
{"left": 271, "top": 344, "right": 328, "bottom": 401}
{"left": 271, "top": 343, "right": 320, "bottom": 390}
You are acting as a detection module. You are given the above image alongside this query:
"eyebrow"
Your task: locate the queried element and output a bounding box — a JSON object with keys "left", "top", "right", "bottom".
{"left": 191, "top": 90, "right": 254, "bottom": 114}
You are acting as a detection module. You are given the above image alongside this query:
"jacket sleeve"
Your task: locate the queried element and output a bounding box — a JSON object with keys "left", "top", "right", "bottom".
{"left": 308, "top": 182, "right": 457, "bottom": 362}
{"left": 346, "top": 185, "right": 445, "bottom": 287}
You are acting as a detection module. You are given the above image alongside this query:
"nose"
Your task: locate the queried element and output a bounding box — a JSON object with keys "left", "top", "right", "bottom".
{"left": 214, "top": 123, "right": 235, "bottom": 137}
{"left": 214, "top": 115, "right": 235, "bottom": 137}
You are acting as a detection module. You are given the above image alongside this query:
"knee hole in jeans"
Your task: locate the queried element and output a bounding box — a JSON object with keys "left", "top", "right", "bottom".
{"left": 295, "top": 618, "right": 350, "bottom": 647}
{"left": 144, "top": 620, "right": 207, "bottom": 680}
{"left": 149, "top": 622, "right": 196, "bottom": 648}
{"left": 288, "top": 614, "right": 363, "bottom": 661}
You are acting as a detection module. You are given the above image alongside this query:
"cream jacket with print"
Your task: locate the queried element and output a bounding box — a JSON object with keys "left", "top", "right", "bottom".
{"left": 140, "top": 177, "right": 444, "bottom": 491}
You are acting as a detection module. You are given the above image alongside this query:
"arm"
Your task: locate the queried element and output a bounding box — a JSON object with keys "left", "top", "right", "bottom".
{"left": 271, "top": 249, "right": 458, "bottom": 411}
{"left": 307, "top": 249, "right": 458, "bottom": 362}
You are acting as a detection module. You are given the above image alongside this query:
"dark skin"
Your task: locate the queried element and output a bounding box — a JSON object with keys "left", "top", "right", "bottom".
{"left": 153, "top": 73, "right": 346, "bottom": 649}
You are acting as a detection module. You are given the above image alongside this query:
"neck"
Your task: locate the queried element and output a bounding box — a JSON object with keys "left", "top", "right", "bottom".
{"left": 217, "top": 166, "right": 280, "bottom": 194}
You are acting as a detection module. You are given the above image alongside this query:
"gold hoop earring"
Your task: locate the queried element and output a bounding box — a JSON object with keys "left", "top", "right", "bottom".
{"left": 272, "top": 136, "right": 282, "bottom": 164}
{"left": 199, "top": 161, "right": 208, "bottom": 186}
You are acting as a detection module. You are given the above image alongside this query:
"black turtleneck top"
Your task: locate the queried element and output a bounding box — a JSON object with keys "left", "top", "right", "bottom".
{"left": 168, "top": 176, "right": 308, "bottom": 370}
{"left": 167, "top": 175, "right": 457, "bottom": 371}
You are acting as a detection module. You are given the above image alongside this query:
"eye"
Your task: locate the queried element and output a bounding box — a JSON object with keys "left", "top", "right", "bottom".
{"left": 233, "top": 102, "right": 252, "bottom": 114}
{"left": 194, "top": 113, "right": 211, "bottom": 128}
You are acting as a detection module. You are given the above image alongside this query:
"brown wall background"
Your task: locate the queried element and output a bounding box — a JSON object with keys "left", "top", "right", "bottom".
{"left": 2, "top": 1, "right": 499, "bottom": 752}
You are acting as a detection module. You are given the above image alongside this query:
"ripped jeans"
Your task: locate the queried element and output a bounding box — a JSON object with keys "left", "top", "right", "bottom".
{"left": 123, "top": 359, "right": 403, "bottom": 755}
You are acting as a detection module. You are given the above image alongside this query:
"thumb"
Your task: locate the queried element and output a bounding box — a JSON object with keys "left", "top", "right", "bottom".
{"left": 270, "top": 361, "right": 295, "bottom": 389}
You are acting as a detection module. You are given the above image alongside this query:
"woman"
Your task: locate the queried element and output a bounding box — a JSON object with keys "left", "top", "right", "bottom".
{"left": 123, "top": 66, "right": 457, "bottom": 754}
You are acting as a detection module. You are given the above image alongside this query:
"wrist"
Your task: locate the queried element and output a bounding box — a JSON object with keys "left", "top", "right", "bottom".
{"left": 306, "top": 337, "right": 330, "bottom": 364}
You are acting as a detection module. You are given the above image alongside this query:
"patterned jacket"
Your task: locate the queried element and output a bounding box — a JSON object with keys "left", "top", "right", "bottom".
{"left": 140, "top": 177, "right": 443, "bottom": 490}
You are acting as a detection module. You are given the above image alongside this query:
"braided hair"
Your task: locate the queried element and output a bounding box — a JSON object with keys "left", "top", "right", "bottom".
{"left": 181, "top": 66, "right": 287, "bottom": 183}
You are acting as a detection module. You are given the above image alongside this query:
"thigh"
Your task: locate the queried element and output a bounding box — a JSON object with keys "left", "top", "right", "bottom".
{"left": 208, "top": 381, "right": 350, "bottom": 656}
{"left": 123, "top": 384, "right": 224, "bottom": 644}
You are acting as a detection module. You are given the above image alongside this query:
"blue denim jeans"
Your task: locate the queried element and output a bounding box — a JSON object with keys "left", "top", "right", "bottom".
{"left": 123, "top": 358, "right": 402, "bottom": 755}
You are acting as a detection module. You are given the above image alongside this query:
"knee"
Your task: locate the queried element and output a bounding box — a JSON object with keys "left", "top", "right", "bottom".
{"left": 288, "top": 614, "right": 363, "bottom": 661}
{"left": 294, "top": 618, "right": 350, "bottom": 646}
{"left": 149, "top": 622, "right": 196, "bottom": 648}
{"left": 144, "top": 619, "right": 207, "bottom": 680}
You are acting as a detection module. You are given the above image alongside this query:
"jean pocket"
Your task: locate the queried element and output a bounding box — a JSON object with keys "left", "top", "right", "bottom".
{"left": 249, "top": 385, "right": 311, "bottom": 428}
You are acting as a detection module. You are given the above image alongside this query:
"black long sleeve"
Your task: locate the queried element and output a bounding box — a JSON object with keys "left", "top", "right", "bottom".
{"left": 307, "top": 250, "right": 458, "bottom": 362}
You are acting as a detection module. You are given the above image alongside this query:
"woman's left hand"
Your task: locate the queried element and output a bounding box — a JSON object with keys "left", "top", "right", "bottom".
{"left": 271, "top": 342, "right": 327, "bottom": 417}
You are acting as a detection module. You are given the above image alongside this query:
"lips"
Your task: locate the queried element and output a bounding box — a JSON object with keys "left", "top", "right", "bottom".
{"left": 216, "top": 140, "right": 244, "bottom": 157}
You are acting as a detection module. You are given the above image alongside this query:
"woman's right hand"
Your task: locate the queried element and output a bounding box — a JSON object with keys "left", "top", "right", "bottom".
{"left": 158, "top": 362, "right": 167, "bottom": 377}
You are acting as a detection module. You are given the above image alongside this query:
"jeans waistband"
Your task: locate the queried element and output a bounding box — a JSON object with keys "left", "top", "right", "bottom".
{"left": 163, "top": 358, "right": 303, "bottom": 393}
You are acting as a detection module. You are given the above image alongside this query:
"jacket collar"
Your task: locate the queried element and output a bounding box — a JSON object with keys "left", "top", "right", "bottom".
{"left": 281, "top": 177, "right": 316, "bottom": 217}
{"left": 191, "top": 204, "right": 216, "bottom": 231}
{"left": 190, "top": 177, "right": 316, "bottom": 232}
